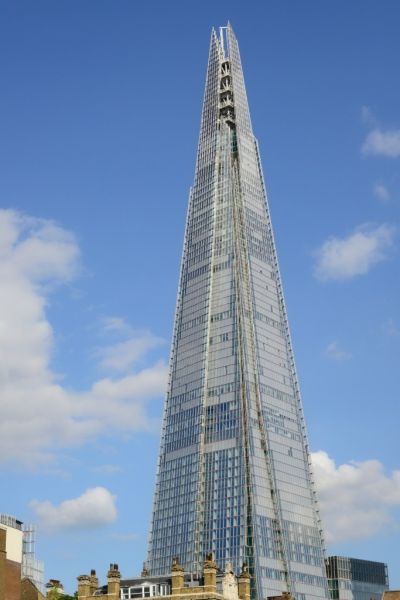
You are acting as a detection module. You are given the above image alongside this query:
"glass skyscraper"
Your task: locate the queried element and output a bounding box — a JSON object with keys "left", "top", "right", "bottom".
{"left": 325, "top": 556, "right": 389, "bottom": 600}
{"left": 147, "top": 24, "right": 329, "bottom": 600}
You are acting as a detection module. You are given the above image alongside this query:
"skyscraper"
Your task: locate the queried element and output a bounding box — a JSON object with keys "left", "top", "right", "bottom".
{"left": 147, "top": 24, "right": 329, "bottom": 600}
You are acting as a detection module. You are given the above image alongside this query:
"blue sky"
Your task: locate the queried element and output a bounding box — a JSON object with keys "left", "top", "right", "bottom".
{"left": 1, "top": 0, "right": 399, "bottom": 593}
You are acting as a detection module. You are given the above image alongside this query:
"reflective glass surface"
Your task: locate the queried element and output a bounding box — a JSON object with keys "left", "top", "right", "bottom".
{"left": 147, "top": 25, "right": 329, "bottom": 600}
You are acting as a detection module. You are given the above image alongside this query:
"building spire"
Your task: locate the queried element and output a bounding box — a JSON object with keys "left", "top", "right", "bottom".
{"left": 146, "top": 26, "right": 329, "bottom": 600}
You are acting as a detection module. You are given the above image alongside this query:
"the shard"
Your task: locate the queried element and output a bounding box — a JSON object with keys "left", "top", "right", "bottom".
{"left": 147, "top": 24, "right": 329, "bottom": 600}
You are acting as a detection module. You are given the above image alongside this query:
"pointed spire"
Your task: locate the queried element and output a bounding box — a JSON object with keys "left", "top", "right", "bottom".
{"left": 146, "top": 25, "right": 330, "bottom": 600}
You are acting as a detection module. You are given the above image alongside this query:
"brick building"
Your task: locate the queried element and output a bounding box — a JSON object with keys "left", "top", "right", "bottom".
{"left": 0, "top": 517, "right": 23, "bottom": 600}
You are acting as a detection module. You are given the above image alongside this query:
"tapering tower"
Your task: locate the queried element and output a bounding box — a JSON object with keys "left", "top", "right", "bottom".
{"left": 147, "top": 25, "right": 329, "bottom": 600}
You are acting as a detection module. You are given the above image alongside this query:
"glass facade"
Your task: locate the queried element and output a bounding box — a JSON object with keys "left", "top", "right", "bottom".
{"left": 147, "top": 25, "right": 329, "bottom": 600}
{"left": 22, "top": 524, "right": 45, "bottom": 594}
{"left": 326, "top": 556, "right": 389, "bottom": 600}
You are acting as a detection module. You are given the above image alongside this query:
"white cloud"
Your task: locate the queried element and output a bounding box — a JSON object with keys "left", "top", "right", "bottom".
{"left": 0, "top": 209, "right": 168, "bottom": 467}
{"left": 72, "top": 362, "right": 167, "bottom": 433}
{"left": 94, "top": 331, "right": 165, "bottom": 372}
{"left": 30, "top": 487, "right": 117, "bottom": 531}
{"left": 110, "top": 532, "right": 139, "bottom": 541}
{"left": 362, "top": 128, "right": 400, "bottom": 158}
{"left": 314, "top": 223, "right": 396, "bottom": 281}
{"left": 373, "top": 183, "right": 391, "bottom": 203}
{"left": 361, "top": 105, "right": 377, "bottom": 127}
{"left": 311, "top": 451, "right": 400, "bottom": 543}
{"left": 325, "top": 341, "right": 352, "bottom": 361}
{"left": 100, "top": 316, "right": 131, "bottom": 334}
{"left": 92, "top": 464, "right": 123, "bottom": 475}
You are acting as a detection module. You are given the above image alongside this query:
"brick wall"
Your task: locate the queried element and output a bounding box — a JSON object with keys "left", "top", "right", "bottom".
{"left": 21, "top": 578, "right": 44, "bottom": 600}
{"left": 5, "top": 559, "right": 21, "bottom": 600}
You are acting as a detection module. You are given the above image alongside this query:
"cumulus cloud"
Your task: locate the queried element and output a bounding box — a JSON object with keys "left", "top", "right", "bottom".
{"left": 94, "top": 316, "right": 165, "bottom": 372}
{"left": 311, "top": 451, "right": 400, "bottom": 543}
{"left": 314, "top": 223, "right": 396, "bottom": 281}
{"left": 362, "top": 128, "right": 400, "bottom": 158}
{"left": 101, "top": 316, "right": 131, "bottom": 334}
{"left": 325, "top": 341, "right": 352, "bottom": 361}
{"left": 0, "top": 209, "right": 168, "bottom": 467}
{"left": 373, "top": 183, "right": 391, "bottom": 203}
{"left": 95, "top": 330, "right": 165, "bottom": 372}
{"left": 30, "top": 487, "right": 117, "bottom": 531}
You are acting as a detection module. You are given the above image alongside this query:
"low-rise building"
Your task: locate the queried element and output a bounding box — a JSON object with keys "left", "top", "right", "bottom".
{"left": 325, "top": 556, "right": 389, "bottom": 600}
{"left": 45, "top": 580, "right": 64, "bottom": 597}
{"left": 0, "top": 515, "right": 23, "bottom": 600}
{"left": 77, "top": 557, "right": 250, "bottom": 600}
{"left": 382, "top": 592, "right": 400, "bottom": 600}
{"left": 21, "top": 577, "right": 45, "bottom": 600}
{"left": 0, "top": 515, "right": 44, "bottom": 600}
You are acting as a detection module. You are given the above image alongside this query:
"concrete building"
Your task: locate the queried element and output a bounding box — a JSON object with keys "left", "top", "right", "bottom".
{"left": 0, "top": 515, "right": 45, "bottom": 600}
{"left": 0, "top": 515, "right": 23, "bottom": 600}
